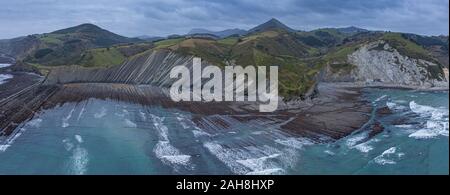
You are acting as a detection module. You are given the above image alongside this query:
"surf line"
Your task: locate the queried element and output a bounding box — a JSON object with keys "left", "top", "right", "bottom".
{"left": 170, "top": 57, "right": 279, "bottom": 112}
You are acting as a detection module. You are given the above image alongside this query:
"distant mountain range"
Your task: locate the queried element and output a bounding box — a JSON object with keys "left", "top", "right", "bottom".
{"left": 187, "top": 28, "right": 247, "bottom": 38}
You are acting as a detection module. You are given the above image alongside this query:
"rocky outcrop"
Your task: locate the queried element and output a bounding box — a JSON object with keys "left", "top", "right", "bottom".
{"left": 323, "top": 40, "right": 449, "bottom": 88}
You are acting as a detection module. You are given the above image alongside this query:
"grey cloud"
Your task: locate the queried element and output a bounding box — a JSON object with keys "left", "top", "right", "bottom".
{"left": 0, "top": 0, "right": 448, "bottom": 39}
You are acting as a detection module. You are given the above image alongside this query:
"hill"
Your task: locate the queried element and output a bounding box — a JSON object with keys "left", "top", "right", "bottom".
{"left": 0, "top": 23, "right": 144, "bottom": 66}
{"left": 247, "top": 18, "right": 296, "bottom": 34}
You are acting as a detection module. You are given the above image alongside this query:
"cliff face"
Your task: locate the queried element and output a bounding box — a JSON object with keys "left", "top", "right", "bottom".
{"left": 324, "top": 40, "right": 448, "bottom": 88}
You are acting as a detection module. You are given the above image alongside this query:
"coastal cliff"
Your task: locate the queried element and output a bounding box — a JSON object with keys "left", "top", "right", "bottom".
{"left": 323, "top": 40, "right": 448, "bottom": 89}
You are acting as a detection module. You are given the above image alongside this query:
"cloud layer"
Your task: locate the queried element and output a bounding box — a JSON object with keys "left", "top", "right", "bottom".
{"left": 0, "top": 0, "right": 448, "bottom": 39}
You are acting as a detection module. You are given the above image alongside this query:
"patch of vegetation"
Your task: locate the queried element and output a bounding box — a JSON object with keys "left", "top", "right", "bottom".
{"left": 154, "top": 38, "right": 185, "bottom": 49}
{"left": 77, "top": 47, "right": 126, "bottom": 68}
{"left": 34, "top": 48, "right": 54, "bottom": 59}
{"left": 39, "top": 35, "right": 64, "bottom": 45}
{"left": 324, "top": 43, "right": 360, "bottom": 63}
{"left": 329, "top": 63, "right": 355, "bottom": 73}
{"left": 382, "top": 33, "right": 435, "bottom": 62}
{"left": 217, "top": 37, "right": 239, "bottom": 45}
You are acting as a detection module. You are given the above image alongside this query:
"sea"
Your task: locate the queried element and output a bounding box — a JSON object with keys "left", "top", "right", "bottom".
{"left": 0, "top": 88, "right": 448, "bottom": 175}
{"left": 0, "top": 63, "right": 12, "bottom": 85}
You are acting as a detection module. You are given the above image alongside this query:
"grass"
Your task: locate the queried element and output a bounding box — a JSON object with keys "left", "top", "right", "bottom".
{"left": 154, "top": 38, "right": 185, "bottom": 49}
{"left": 381, "top": 33, "right": 434, "bottom": 62}
{"left": 78, "top": 47, "right": 126, "bottom": 67}
{"left": 40, "top": 36, "right": 63, "bottom": 45}
{"left": 217, "top": 37, "right": 239, "bottom": 45}
{"left": 324, "top": 43, "right": 360, "bottom": 63}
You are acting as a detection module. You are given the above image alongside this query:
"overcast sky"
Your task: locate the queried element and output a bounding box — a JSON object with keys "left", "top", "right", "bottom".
{"left": 0, "top": 0, "right": 448, "bottom": 39}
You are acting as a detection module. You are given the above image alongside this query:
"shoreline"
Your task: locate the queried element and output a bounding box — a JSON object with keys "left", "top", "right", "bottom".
{"left": 1, "top": 81, "right": 374, "bottom": 142}
{"left": 323, "top": 82, "right": 449, "bottom": 92}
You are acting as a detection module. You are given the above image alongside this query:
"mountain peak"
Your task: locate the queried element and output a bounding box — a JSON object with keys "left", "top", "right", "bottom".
{"left": 51, "top": 23, "right": 104, "bottom": 34}
{"left": 248, "top": 18, "right": 295, "bottom": 34}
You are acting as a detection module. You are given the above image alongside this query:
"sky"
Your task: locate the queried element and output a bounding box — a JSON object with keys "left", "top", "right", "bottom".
{"left": 0, "top": 0, "right": 448, "bottom": 39}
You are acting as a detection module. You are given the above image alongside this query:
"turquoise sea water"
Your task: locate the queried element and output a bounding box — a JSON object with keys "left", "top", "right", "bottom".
{"left": 0, "top": 88, "right": 448, "bottom": 174}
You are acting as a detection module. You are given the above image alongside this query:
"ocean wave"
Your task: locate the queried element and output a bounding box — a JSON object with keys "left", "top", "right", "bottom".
{"left": 62, "top": 108, "right": 75, "bottom": 128}
{"left": 153, "top": 141, "right": 192, "bottom": 167}
{"left": 408, "top": 101, "right": 449, "bottom": 139}
{"left": 395, "top": 124, "right": 413, "bottom": 128}
{"left": 346, "top": 133, "right": 367, "bottom": 147}
{"left": 176, "top": 117, "right": 190, "bottom": 129}
{"left": 353, "top": 142, "right": 374, "bottom": 153}
{"left": 324, "top": 150, "right": 335, "bottom": 155}
{"left": 374, "top": 147, "right": 399, "bottom": 165}
{"left": 275, "top": 138, "right": 313, "bottom": 150}
{"left": 26, "top": 118, "right": 43, "bottom": 128}
{"left": 77, "top": 105, "right": 86, "bottom": 121}
{"left": 150, "top": 114, "right": 169, "bottom": 141}
{"left": 374, "top": 95, "right": 388, "bottom": 103}
{"left": 62, "top": 139, "right": 74, "bottom": 151}
{"left": 139, "top": 110, "right": 146, "bottom": 121}
{"left": 0, "top": 63, "right": 12, "bottom": 68}
{"left": 192, "top": 129, "right": 211, "bottom": 138}
{"left": 124, "top": 119, "right": 137, "bottom": 128}
{"left": 0, "top": 74, "right": 13, "bottom": 85}
{"left": 94, "top": 107, "right": 107, "bottom": 118}
{"left": 0, "top": 128, "right": 26, "bottom": 152}
{"left": 75, "top": 135, "right": 83, "bottom": 143}
{"left": 386, "top": 102, "right": 406, "bottom": 110}
{"left": 68, "top": 146, "right": 89, "bottom": 175}
{"left": 203, "top": 141, "right": 286, "bottom": 175}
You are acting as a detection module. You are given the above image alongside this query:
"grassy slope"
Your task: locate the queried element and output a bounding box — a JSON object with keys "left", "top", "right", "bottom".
{"left": 154, "top": 30, "right": 324, "bottom": 98}
{"left": 77, "top": 47, "right": 126, "bottom": 68}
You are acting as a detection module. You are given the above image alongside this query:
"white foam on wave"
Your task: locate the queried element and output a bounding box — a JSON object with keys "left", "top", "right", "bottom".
{"left": 394, "top": 100, "right": 407, "bottom": 104}
{"left": 374, "top": 147, "right": 398, "bottom": 165}
{"left": 150, "top": 114, "right": 169, "bottom": 141}
{"left": 408, "top": 101, "right": 449, "bottom": 139}
{"left": 94, "top": 107, "right": 107, "bottom": 118}
{"left": 246, "top": 168, "right": 285, "bottom": 175}
{"left": 374, "top": 95, "right": 388, "bottom": 102}
{"left": 68, "top": 146, "right": 89, "bottom": 175}
{"left": 236, "top": 153, "right": 284, "bottom": 175}
{"left": 395, "top": 124, "right": 413, "bottom": 128}
{"left": 75, "top": 135, "right": 83, "bottom": 143}
{"left": 0, "top": 128, "right": 26, "bottom": 152}
{"left": 192, "top": 130, "right": 211, "bottom": 137}
{"left": 275, "top": 138, "right": 313, "bottom": 150}
{"left": 150, "top": 114, "right": 193, "bottom": 170}
{"left": 386, "top": 102, "right": 406, "bottom": 110}
{"left": 324, "top": 150, "right": 335, "bottom": 155}
{"left": 62, "top": 139, "right": 74, "bottom": 151}
{"left": 77, "top": 105, "right": 86, "bottom": 121}
{"left": 139, "top": 111, "right": 146, "bottom": 121}
{"left": 62, "top": 108, "right": 75, "bottom": 128}
{"left": 154, "top": 141, "right": 191, "bottom": 166}
{"left": 26, "top": 118, "right": 42, "bottom": 128}
{"left": 176, "top": 117, "right": 190, "bottom": 129}
{"left": 353, "top": 142, "right": 374, "bottom": 153}
{"left": 0, "top": 74, "right": 13, "bottom": 85}
{"left": 124, "top": 119, "right": 137, "bottom": 128}
{"left": 345, "top": 132, "right": 376, "bottom": 153}
{"left": 0, "top": 63, "right": 12, "bottom": 68}
{"left": 203, "top": 142, "right": 286, "bottom": 175}
{"left": 346, "top": 133, "right": 367, "bottom": 147}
